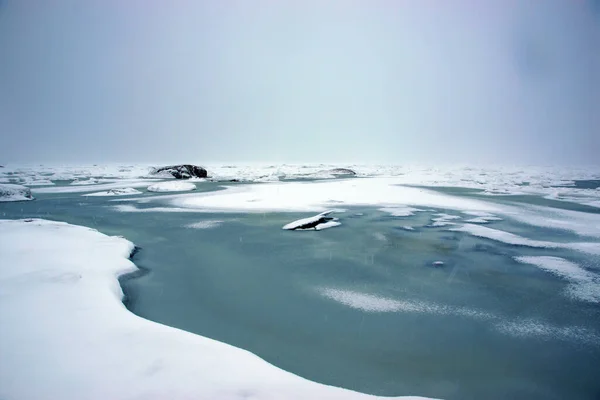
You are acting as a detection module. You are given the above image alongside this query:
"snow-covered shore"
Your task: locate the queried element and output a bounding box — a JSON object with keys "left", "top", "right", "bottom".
{"left": 0, "top": 218, "right": 431, "bottom": 400}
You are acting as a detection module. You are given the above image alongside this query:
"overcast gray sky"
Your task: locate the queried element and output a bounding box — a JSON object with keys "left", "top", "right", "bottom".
{"left": 0, "top": 0, "right": 598, "bottom": 165}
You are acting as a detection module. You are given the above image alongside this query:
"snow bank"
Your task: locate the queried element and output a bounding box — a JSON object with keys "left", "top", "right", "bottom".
{"left": 85, "top": 188, "right": 142, "bottom": 197}
{"left": 0, "top": 219, "right": 429, "bottom": 400}
{"left": 147, "top": 181, "right": 196, "bottom": 192}
{"left": 451, "top": 224, "right": 600, "bottom": 256}
{"left": 514, "top": 256, "right": 600, "bottom": 302}
{"left": 0, "top": 184, "right": 33, "bottom": 202}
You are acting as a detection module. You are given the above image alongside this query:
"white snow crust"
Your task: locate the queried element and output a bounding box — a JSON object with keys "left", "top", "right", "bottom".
{"left": 0, "top": 184, "right": 33, "bottom": 202}
{"left": 147, "top": 181, "right": 197, "bottom": 192}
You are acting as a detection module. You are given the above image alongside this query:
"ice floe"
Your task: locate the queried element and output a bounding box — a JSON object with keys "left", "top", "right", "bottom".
{"left": 283, "top": 211, "right": 341, "bottom": 231}
{"left": 0, "top": 184, "right": 34, "bottom": 202}
{"left": 0, "top": 219, "right": 430, "bottom": 400}
{"left": 147, "top": 181, "right": 197, "bottom": 192}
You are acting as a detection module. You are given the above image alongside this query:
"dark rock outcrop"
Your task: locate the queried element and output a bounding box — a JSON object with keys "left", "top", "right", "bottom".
{"left": 152, "top": 165, "right": 207, "bottom": 179}
{"left": 327, "top": 168, "right": 356, "bottom": 176}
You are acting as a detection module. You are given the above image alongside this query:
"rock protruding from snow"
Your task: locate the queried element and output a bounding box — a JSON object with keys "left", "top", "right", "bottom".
{"left": 326, "top": 168, "right": 356, "bottom": 176}
{"left": 152, "top": 165, "right": 207, "bottom": 179}
{"left": 147, "top": 181, "right": 197, "bottom": 192}
{"left": 0, "top": 184, "right": 33, "bottom": 202}
{"left": 282, "top": 211, "right": 341, "bottom": 231}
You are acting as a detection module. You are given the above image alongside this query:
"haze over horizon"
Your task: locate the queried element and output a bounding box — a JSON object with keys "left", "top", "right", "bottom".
{"left": 1, "top": 0, "right": 598, "bottom": 165}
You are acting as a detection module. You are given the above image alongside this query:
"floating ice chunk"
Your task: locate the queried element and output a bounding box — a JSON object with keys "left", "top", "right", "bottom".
{"left": 283, "top": 210, "right": 341, "bottom": 231}
{"left": 312, "top": 220, "right": 341, "bottom": 230}
{"left": 147, "top": 181, "right": 196, "bottom": 192}
{"left": 0, "top": 184, "right": 33, "bottom": 202}
{"left": 85, "top": 188, "right": 142, "bottom": 197}
{"left": 402, "top": 226, "right": 415, "bottom": 231}
{"left": 0, "top": 219, "right": 432, "bottom": 400}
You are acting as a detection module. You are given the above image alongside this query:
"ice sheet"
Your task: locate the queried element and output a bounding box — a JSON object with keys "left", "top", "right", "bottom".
{"left": 171, "top": 179, "right": 501, "bottom": 214}
{"left": 32, "top": 179, "right": 160, "bottom": 194}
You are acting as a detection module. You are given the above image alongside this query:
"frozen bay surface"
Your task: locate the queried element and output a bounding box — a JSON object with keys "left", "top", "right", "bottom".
{"left": 1, "top": 164, "right": 600, "bottom": 400}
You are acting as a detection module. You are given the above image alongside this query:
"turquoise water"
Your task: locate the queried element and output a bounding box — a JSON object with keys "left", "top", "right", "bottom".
{"left": 2, "top": 182, "right": 600, "bottom": 400}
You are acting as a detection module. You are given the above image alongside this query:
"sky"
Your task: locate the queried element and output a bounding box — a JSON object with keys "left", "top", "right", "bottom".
{"left": 0, "top": 0, "right": 598, "bottom": 165}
